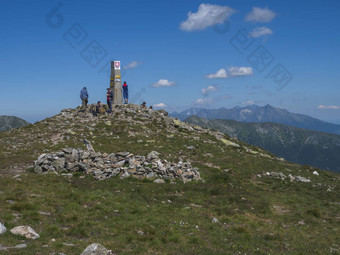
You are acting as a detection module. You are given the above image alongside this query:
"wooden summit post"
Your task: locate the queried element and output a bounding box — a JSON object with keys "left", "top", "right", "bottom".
{"left": 110, "top": 61, "right": 123, "bottom": 105}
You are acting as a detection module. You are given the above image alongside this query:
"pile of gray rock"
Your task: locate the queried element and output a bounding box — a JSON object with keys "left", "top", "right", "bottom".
{"left": 33, "top": 149, "right": 201, "bottom": 183}
{"left": 259, "top": 171, "right": 312, "bottom": 183}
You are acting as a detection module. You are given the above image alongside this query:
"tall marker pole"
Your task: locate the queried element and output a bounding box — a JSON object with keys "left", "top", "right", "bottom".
{"left": 110, "top": 61, "right": 123, "bottom": 105}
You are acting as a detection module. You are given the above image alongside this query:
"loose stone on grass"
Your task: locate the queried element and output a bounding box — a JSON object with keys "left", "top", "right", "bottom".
{"left": 0, "top": 222, "right": 7, "bottom": 234}
{"left": 80, "top": 243, "right": 112, "bottom": 255}
{"left": 212, "top": 218, "right": 219, "bottom": 223}
{"left": 10, "top": 226, "right": 40, "bottom": 239}
{"left": 14, "top": 243, "right": 27, "bottom": 249}
{"left": 154, "top": 179, "right": 165, "bottom": 184}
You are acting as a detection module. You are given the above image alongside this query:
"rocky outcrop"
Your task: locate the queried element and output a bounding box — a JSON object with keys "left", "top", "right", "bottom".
{"left": 34, "top": 149, "right": 201, "bottom": 183}
{"left": 59, "top": 104, "right": 241, "bottom": 146}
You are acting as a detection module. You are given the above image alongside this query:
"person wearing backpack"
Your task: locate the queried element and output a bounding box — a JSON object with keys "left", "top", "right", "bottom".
{"left": 122, "top": 81, "right": 128, "bottom": 104}
{"left": 80, "top": 87, "right": 88, "bottom": 110}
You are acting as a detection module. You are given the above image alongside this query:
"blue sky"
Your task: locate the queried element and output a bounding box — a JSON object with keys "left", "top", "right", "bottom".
{"left": 1, "top": 0, "right": 339, "bottom": 123}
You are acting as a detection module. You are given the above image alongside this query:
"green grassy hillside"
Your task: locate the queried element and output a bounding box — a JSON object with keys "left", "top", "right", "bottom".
{"left": 0, "top": 105, "right": 339, "bottom": 254}
{"left": 185, "top": 115, "right": 340, "bottom": 174}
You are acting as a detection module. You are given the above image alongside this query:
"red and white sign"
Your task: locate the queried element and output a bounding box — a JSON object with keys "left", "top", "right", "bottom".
{"left": 114, "top": 61, "right": 120, "bottom": 70}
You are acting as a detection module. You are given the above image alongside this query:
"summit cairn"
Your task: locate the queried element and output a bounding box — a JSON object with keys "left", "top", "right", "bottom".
{"left": 33, "top": 149, "right": 201, "bottom": 183}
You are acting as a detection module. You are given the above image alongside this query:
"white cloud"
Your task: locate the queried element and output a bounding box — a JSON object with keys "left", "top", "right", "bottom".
{"left": 195, "top": 98, "right": 214, "bottom": 105}
{"left": 229, "top": 66, "right": 253, "bottom": 77}
{"left": 123, "top": 61, "right": 142, "bottom": 70}
{"left": 205, "top": 68, "right": 228, "bottom": 79}
{"left": 249, "top": 26, "right": 273, "bottom": 38}
{"left": 154, "top": 103, "right": 167, "bottom": 108}
{"left": 245, "top": 7, "right": 276, "bottom": 23}
{"left": 151, "top": 79, "right": 176, "bottom": 88}
{"left": 205, "top": 67, "right": 253, "bottom": 79}
{"left": 180, "top": 4, "right": 236, "bottom": 31}
{"left": 318, "top": 105, "right": 340, "bottom": 110}
{"left": 202, "top": 85, "right": 218, "bottom": 95}
{"left": 217, "top": 94, "right": 232, "bottom": 100}
{"left": 242, "top": 100, "right": 255, "bottom": 106}
{"left": 214, "top": 95, "right": 232, "bottom": 102}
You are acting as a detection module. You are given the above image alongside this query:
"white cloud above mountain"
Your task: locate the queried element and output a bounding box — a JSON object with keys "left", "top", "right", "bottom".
{"left": 245, "top": 7, "right": 276, "bottom": 23}
{"left": 154, "top": 103, "right": 167, "bottom": 108}
{"left": 242, "top": 100, "right": 255, "bottom": 106}
{"left": 318, "top": 105, "right": 340, "bottom": 110}
{"left": 151, "top": 79, "right": 176, "bottom": 88}
{"left": 180, "top": 3, "right": 236, "bottom": 31}
{"left": 218, "top": 95, "right": 232, "bottom": 100}
{"left": 202, "top": 85, "right": 218, "bottom": 95}
{"left": 195, "top": 98, "right": 214, "bottom": 105}
{"left": 123, "top": 61, "right": 142, "bottom": 70}
{"left": 249, "top": 26, "right": 273, "bottom": 38}
{"left": 195, "top": 94, "right": 231, "bottom": 106}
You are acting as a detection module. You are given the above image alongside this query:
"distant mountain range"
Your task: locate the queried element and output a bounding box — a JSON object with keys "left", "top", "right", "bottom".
{"left": 0, "top": 115, "right": 29, "bottom": 132}
{"left": 171, "top": 104, "right": 340, "bottom": 135}
{"left": 186, "top": 115, "right": 340, "bottom": 173}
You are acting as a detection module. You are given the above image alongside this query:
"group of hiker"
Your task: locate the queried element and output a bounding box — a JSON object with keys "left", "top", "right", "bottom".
{"left": 141, "top": 101, "right": 153, "bottom": 110}
{"left": 80, "top": 81, "right": 129, "bottom": 114}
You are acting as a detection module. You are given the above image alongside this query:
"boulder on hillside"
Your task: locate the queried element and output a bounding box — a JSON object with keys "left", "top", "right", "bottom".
{"left": 80, "top": 243, "right": 112, "bottom": 255}
{"left": 10, "top": 226, "right": 39, "bottom": 239}
{"left": 0, "top": 222, "right": 6, "bottom": 234}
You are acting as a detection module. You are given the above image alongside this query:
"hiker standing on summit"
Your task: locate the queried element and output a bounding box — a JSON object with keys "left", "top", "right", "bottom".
{"left": 106, "top": 88, "right": 113, "bottom": 112}
{"left": 80, "top": 87, "right": 88, "bottom": 110}
{"left": 122, "top": 81, "right": 128, "bottom": 104}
